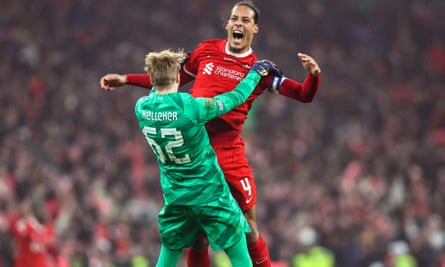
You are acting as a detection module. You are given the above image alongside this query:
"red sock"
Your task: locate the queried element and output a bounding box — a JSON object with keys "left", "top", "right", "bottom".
{"left": 186, "top": 247, "right": 211, "bottom": 267}
{"left": 248, "top": 234, "right": 271, "bottom": 267}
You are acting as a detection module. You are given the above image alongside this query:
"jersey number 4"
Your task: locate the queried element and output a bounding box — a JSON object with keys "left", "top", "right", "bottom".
{"left": 142, "top": 127, "right": 191, "bottom": 164}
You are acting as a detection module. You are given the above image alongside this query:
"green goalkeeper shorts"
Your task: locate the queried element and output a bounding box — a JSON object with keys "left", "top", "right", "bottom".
{"left": 158, "top": 194, "right": 250, "bottom": 251}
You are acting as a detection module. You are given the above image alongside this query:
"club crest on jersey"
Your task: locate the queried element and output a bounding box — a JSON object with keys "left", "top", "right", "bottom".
{"left": 215, "top": 66, "right": 245, "bottom": 81}
{"left": 204, "top": 98, "right": 215, "bottom": 108}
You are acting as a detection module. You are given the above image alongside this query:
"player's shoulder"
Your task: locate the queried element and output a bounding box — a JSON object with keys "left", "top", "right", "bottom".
{"left": 135, "top": 94, "right": 152, "bottom": 107}
{"left": 178, "top": 92, "right": 194, "bottom": 102}
{"left": 195, "top": 39, "right": 226, "bottom": 51}
{"left": 134, "top": 94, "right": 156, "bottom": 116}
{"left": 179, "top": 93, "right": 207, "bottom": 111}
{"left": 198, "top": 39, "right": 225, "bottom": 45}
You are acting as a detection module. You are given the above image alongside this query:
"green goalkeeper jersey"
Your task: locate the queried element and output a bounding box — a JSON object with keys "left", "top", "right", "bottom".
{"left": 135, "top": 70, "right": 261, "bottom": 206}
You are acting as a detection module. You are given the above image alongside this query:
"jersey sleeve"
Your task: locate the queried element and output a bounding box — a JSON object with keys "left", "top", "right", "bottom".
{"left": 266, "top": 73, "right": 320, "bottom": 102}
{"left": 8, "top": 213, "right": 21, "bottom": 236}
{"left": 187, "top": 70, "right": 261, "bottom": 124}
{"left": 126, "top": 74, "right": 152, "bottom": 88}
{"left": 134, "top": 94, "right": 152, "bottom": 122}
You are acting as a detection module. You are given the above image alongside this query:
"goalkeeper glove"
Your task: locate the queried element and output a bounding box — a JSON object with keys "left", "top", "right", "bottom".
{"left": 251, "top": 59, "right": 284, "bottom": 77}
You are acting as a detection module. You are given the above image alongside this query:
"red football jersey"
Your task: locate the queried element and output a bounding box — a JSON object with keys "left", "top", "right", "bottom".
{"left": 183, "top": 39, "right": 267, "bottom": 136}
{"left": 9, "top": 215, "right": 55, "bottom": 267}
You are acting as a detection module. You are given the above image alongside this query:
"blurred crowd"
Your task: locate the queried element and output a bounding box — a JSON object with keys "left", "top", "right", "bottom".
{"left": 1, "top": 0, "right": 444, "bottom": 266}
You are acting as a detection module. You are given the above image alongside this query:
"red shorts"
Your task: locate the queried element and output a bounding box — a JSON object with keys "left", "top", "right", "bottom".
{"left": 210, "top": 135, "right": 256, "bottom": 212}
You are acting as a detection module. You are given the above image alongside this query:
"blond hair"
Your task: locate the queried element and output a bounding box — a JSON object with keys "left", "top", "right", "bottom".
{"left": 144, "top": 49, "right": 185, "bottom": 87}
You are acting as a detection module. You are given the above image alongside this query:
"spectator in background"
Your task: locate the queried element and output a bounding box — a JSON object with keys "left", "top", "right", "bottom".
{"left": 0, "top": 199, "right": 14, "bottom": 267}
{"left": 8, "top": 199, "right": 57, "bottom": 267}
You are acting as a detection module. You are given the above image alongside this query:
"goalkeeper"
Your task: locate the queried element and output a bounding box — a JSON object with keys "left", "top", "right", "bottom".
{"left": 131, "top": 49, "right": 280, "bottom": 267}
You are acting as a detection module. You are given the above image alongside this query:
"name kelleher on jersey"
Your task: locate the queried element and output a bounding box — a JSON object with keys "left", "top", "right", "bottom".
{"left": 141, "top": 110, "right": 178, "bottom": 121}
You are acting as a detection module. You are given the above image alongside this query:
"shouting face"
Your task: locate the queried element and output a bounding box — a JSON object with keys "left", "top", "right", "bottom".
{"left": 225, "top": 4, "right": 259, "bottom": 54}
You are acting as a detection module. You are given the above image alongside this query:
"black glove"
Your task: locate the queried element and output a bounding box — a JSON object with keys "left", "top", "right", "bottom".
{"left": 251, "top": 59, "right": 284, "bottom": 77}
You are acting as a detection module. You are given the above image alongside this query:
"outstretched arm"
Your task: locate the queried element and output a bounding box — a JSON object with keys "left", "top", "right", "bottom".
{"left": 100, "top": 52, "right": 194, "bottom": 91}
{"left": 278, "top": 73, "right": 319, "bottom": 102}
{"left": 268, "top": 53, "right": 321, "bottom": 102}
{"left": 100, "top": 73, "right": 151, "bottom": 91}
{"left": 100, "top": 71, "right": 194, "bottom": 91}
{"left": 100, "top": 73, "right": 128, "bottom": 91}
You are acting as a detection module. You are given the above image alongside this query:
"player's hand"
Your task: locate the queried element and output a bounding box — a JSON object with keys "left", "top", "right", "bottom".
{"left": 251, "top": 60, "right": 283, "bottom": 77}
{"left": 297, "top": 53, "right": 321, "bottom": 76}
{"left": 180, "top": 51, "right": 191, "bottom": 67}
{"left": 100, "top": 73, "right": 127, "bottom": 91}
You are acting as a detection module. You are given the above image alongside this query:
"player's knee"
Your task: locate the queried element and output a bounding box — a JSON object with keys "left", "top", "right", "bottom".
{"left": 243, "top": 206, "right": 256, "bottom": 220}
{"left": 244, "top": 214, "right": 260, "bottom": 242}
{"left": 246, "top": 230, "right": 259, "bottom": 243}
{"left": 243, "top": 209, "right": 258, "bottom": 228}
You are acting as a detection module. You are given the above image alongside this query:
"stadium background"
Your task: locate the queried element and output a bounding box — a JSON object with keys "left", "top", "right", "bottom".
{"left": 1, "top": 0, "right": 445, "bottom": 266}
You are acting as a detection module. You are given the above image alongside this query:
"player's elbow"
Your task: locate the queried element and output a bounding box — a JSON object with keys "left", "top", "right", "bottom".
{"left": 299, "top": 95, "right": 316, "bottom": 103}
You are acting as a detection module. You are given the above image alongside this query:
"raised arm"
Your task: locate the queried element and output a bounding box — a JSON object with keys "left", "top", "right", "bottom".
{"left": 268, "top": 53, "right": 321, "bottom": 102}
{"left": 100, "top": 52, "right": 194, "bottom": 91}
{"left": 100, "top": 73, "right": 130, "bottom": 91}
{"left": 100, "top": 70, "right": 194, "bottom": 91}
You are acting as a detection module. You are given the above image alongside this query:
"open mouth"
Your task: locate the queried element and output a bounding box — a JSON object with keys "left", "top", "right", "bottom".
{"left": 232, "top": 30, "right": 244, "bottom": 40}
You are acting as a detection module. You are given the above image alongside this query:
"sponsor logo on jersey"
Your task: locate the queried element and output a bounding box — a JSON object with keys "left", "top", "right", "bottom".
{"left": 215, "top": 65, "right": 245, "bottom": 81}
{"left": 215, "top": 99, "right": 224, "bottom": 111}
{"left": 202, "top": 62, "right": 214, "bottom": 75}
{"left": 202, "top": 62, "right": 246, "bottom": 81}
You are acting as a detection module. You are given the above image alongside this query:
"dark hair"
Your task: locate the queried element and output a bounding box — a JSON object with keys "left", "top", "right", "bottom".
{"left": 232, "top": 1, "right": 260, "bottom": 24}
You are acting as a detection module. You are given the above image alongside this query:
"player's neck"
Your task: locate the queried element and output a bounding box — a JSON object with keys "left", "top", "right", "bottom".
{"left": 225, "top": 42, "right": 252, "bottom": 57}
{"left": 155, "top": 84, "right": 178, "bottom": 94}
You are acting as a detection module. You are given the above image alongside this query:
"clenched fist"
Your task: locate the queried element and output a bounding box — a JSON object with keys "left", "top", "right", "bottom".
{"left": 100, "top": 74, "right": 127, "bottom": 91}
